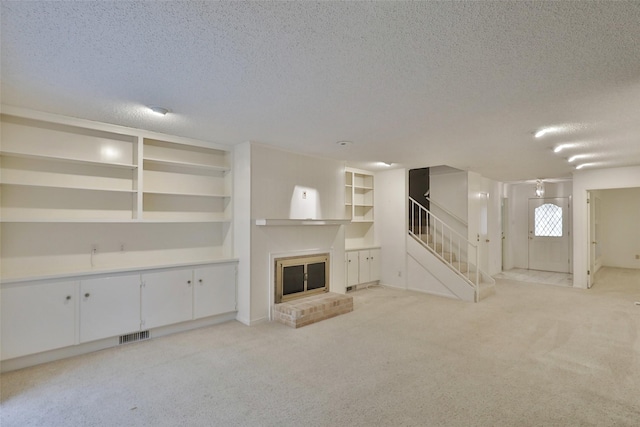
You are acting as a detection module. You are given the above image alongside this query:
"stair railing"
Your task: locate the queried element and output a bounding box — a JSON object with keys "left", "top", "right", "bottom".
{"left": 409, "top": 197, "right": 480, "bottom": 297}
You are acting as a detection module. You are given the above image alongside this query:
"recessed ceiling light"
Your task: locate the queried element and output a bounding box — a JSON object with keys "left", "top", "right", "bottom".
{"left": 568, "top": 154, "right": 589, "bottom": 163}
{"left": 149, "top": 106, "right": 169, "bottom": 116}
{"left": 534, "top": 127, "right": 558, "bottom": 138}
{"left": 336, "top": 140, "right": 353, "bottom": 147}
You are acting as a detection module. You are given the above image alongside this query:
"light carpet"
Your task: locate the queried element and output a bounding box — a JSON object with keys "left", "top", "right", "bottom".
{"left": 1, "top": 267, "right": 639, "bottom": 426}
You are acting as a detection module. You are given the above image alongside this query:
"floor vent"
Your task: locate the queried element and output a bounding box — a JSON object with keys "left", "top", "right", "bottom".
{"left": 119, "top": 330, "right": 150, "bottom": 345}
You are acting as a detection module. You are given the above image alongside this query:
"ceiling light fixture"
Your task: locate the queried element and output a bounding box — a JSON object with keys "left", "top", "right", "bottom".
{"left": 568, "top": 154, "right": 589, "bottom": 163}
{"left": 149, "top": 106, "right": 169, "bottom": 116}
{"left": 535, "top": 179, "right": 545, "bottom": 198}
{"left": 534, "top": 126, "right": 559, "bottom": 138}
{"left": 336, "top": 140, "right": 353, "bottom": 147}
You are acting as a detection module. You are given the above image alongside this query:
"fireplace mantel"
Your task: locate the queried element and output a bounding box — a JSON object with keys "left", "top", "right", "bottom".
{"left": 255, "top": 219, "right": 351, "bottom": 226}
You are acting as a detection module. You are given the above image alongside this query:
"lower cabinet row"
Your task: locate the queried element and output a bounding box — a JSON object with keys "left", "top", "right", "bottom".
{"left": 346, "top": 248, "right": 381, "bottom": 287}
{"left": 1, "top": 263, "right": 237, "bottom": 361}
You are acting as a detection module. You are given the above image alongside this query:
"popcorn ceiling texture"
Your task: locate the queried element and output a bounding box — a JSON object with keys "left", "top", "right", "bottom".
{"left": 2, "top": 1, "right": 640, "bottom": 180}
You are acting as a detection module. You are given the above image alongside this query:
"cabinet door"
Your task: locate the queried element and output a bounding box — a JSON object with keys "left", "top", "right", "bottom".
{"left": 358, "top": 250, "right": 371, "bottom": 283}
{"left": 369, "top": 249, "right": 381, "bottom": 282}
{"left": 193, "top": 264, "right": 236, "bottom": 319}
{"left": 346, "top": 251, "right": 359, "bottom": 286}
{"left": 80, "top": 275, "right": 141, "bottom": 343}
{"left": 141, "top": 269, "right": 193, "bottom": 329}
{"left": 1, "top": 281, "right": 77, "bottom": 360}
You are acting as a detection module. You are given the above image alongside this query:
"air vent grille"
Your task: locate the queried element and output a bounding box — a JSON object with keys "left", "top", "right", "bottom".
{"left": 119, "top": 330, "right": 150, "bottom": 345}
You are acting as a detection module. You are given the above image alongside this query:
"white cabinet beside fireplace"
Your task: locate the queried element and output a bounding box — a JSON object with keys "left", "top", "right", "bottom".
{"left": 193, "top": 264, "right": 237, "bottom": 319}
{"left": 346, "top": 248, "right": 380, "bottom": 287}
{"left": 141, "top": 263, "right": 237, "bottom": 329}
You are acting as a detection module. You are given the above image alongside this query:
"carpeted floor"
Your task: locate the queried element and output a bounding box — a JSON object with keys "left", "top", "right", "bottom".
{"left": 1, "top": 267, "right": 639, "bottom": 426}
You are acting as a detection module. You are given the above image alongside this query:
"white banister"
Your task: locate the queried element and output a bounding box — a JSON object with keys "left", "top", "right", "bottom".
{"left": 409, "top": 197, "right": 479, "bottom": 299}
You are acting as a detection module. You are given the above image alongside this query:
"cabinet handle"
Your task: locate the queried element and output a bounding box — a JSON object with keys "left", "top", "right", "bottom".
{"left": 187, "top": 280, "right": 192, "bottom": 285}
{"left": 66, "top": 295, "right": 72, "bottom": 301}
{"left": 199, "top": 279, "right": 203, "bottom": 283}
{"left": 85, "top": 293, "right": 90, "bottom": 298}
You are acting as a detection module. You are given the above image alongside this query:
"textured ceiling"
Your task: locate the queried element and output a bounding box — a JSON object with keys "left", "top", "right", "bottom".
{"left": 1, "top": 1, "right": 640, "bottom": 181}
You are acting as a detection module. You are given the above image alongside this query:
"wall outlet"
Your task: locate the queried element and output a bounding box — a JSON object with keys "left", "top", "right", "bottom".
{"left": 120, "top": 243, "right": 125, "bottom": 252}
{"left": 302, "top": 191, "right": 307, "bottom": 199}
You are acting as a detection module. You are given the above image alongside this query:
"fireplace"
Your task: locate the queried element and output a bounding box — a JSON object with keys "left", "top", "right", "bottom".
{"left": 274, "top": 253, "right": 329, "bottom": 303}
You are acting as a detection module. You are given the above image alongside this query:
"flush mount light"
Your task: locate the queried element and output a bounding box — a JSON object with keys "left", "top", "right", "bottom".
{"left": 575, "top": 163, "right": 592, "bottom": 170}
{"left": 535, "top": 179, "right": 545, "bottom": 198}
{"left": 336, "top": 140, "right": 353, "bottom": 147}
{"left": 568, "top": 154, "right": 589, "bottom": 163}
{"left": 534, "top": 127, "right": 559, "bottom": 138}
{"left": 381, "top": 162, "right": 393, "bottom": 167}
{"left": 149, "top": 106, "right": 169, "bottom": 116}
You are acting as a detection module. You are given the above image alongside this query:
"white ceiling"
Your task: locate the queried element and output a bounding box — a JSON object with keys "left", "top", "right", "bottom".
{"left": 2, "top": 1, "right": 639, "bottom": 182}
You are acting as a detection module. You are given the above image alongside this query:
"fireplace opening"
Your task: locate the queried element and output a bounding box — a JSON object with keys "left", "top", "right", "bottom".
{"left": 275, "top": 253, "right": 329, "bottom": 303}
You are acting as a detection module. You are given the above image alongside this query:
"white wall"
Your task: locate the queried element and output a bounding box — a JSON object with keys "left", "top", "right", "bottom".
{"left": 429, "top": 169, "right": 468, "bottom": 238}
{"left": 504, "top": 180, "right": 572, "bottom": 270}
{"left": 375, "top": 168, "right": 407, "bottom": 288}
{"left": 467, "top": 172, "right": 502, "bottom": 275}
{"left": 599, "top": 188, "right": 640, "bottom": 269}
{"left": 233, "top": 142, "right": 252, "bottom": 325}
{"left": 248, "top": 144, "right": 346, "bottom": 324}
{"left": 573, "top": 166, "right": 640, "bottom": 288}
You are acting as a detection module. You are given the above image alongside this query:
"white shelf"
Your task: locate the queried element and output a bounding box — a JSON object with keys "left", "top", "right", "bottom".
{"left": 142, "top": 190, "right": 229, "bottom": 198}
{"left": 143, "top": 157, "right": 229, "bottom": 173}
{"left": 1, "top": 258, "right": 240, "bottom": 285}
{"left": 1, "top": 111, "right": 234, "bottom": 282}
{"left": 0, "top": 182, "right": 136, "bottom": 194}
{"left": 345, "top": 169, "right": 375, "bottom": 247}
{"left": 255, "top": 219, "right": 351, "bottom": 226}
{"left": 0, "top": 151, "right": 137, "bottom": 170}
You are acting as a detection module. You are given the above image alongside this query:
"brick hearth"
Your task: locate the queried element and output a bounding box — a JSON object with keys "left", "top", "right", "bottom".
{"left": 273, "top": 292, "right": 353, "bottom": 328}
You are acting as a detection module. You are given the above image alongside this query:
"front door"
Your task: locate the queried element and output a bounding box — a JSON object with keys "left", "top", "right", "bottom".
{"left": 528, "top": 197, "right": 570, "bottom": 273}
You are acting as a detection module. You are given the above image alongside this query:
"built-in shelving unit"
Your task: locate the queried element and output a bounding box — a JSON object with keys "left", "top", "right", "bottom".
{"left": 344, "top": 168, "right": 379, "bottom": 288}
{"left": 0, "top": 108, "right": 234, "bottom": 281}
{"left": 142, "top": 138, "right": 231, "bottom": 223}
{"left": 344, "top": 168, "right": 375, "bottom": 249}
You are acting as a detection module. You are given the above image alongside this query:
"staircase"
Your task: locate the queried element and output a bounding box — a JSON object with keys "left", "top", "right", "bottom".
{"left": 408, "top": 197, "right": 495, "bottom": 302}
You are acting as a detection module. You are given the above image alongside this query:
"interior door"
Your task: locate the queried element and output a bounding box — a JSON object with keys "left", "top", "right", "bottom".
{"left": 588, "top": 192, "right": 602, "bottom": 288}
{"left": 528, "top": 197, "right": 570, "bottom": 273}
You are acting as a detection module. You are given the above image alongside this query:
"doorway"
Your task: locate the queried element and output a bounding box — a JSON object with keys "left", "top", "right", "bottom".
{"left": 587, "top": 192, "right": 602, "bottom": 288}
{"left": 528, "top": 197, "right": 571, "bottom": 273}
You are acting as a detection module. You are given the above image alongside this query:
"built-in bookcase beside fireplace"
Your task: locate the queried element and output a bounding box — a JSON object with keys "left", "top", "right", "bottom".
{"left": 274, "top": 253, "right": 329, "bottom": 303}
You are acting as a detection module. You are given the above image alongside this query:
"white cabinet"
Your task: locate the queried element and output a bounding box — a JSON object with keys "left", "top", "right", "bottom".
{"left": 141, "top": 263, "right": 237, "bottom": 328}
{"left": 80, "top": 275, "right": 141, "bottom": 343}
{"left": 193, "top": 264, "right": 237, "bottom": 319}
{"left": 359, "top": 249, "right": 380, "bottom": 283}
{"left": 1, "top": 281, "right": 78, "bottom": 360}
{"left": 346, "top": 248, "right": 380, "bottom": 287}
{"left": 346, "top": 251, "right": 360, "bottom": 287}
{"left": 141, "top": 269, "right": 194, "bottom": 329}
